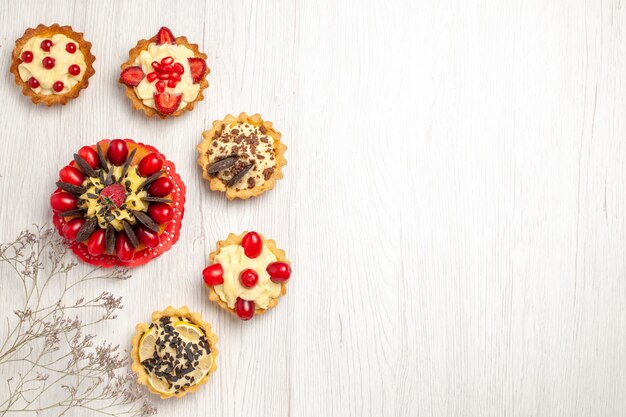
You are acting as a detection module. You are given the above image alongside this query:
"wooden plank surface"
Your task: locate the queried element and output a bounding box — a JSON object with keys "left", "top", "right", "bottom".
{"left": 0, "top": 0, "right": 624, "bottom": 416}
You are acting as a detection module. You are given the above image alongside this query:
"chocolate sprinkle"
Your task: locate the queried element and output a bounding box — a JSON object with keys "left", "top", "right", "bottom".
{"left": 105, "top": 225, "right": 116, "bottom": 254}
{"left": 206, "top": 155, "right": 238, "bottom": 174}
{"left": 120, "top": 148, "right": 137, "bottom": 179}
{"left": 59, "top": 208, "right": 87, "bottom": 217}
{"left": 73, "top": 154, "right": 97, "bottom": 178}
{"left": 122, "top": 220, "right": 139, "bottom": 248}
{"left": 56, "top": 181, "right": 85, "bottom": 195}
{"left": 75, "top": 217, "right": 98, "bottom": 242}
{"left": 133, "top": 211, "right": 160, "bottom": 232}
{"left": 96, "top": 143, "right": 109, "bottom": 172}
{"left": 138, "top": 170, "right": 166, "bottom": 190}
{"left": 226, "top": 163, "right": 254, "bottom": 187}
{"left": 142, "top": 196, "right": 172, "bottom": 203}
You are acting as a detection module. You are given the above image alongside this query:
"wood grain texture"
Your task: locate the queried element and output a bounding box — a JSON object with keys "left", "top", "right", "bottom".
{"left": 0, "top": 0, "right": 624, "bottom": 416}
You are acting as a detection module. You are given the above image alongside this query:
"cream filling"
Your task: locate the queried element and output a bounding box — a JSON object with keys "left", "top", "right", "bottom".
{"left": 213, "top": 243, "right": 282, "bottom": 309}
{"left": 79, "top": 166, "right": 148, "bottom": 231}
{"left": 208, "top": 122, "right": 276, "bottom": 190}
{"left": 18, "top": 34, "right": 87, "bottom": 95}
{"left": 133, "top": 42, "right": 200, "bottom": 111}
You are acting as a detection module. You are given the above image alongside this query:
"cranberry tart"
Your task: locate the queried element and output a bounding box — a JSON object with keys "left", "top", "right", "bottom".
{"left": 10, "top": 24, "right": 95, "bottom": 106}
{"left": 131, "top": 306, "right": 218, "bottom": 399}
{"left": 197, "top": 113, "right": 287, "bottom": 200}
{"left": 51, "top": 139, "right": 186, "bottom": 267}
{"left": 119, "top": 27, "right": 209, "bottom": 118}
{"left": 202, "top": 231, "right": 292, "bottom": 321}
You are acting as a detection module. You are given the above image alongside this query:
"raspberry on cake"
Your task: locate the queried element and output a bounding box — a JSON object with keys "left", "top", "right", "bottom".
{"left": 10, "top": 24, "right": 95, "bottom": 106}
{"left": 119, "top": 27, "right": 210, "bottom": 118}
{"left": 51, "top": 139, "right": 186, "bottom": 268}
{"left": 197, "top": 113, "right": 288, "bottom": 200}
{"left": 202, "top": 231, "right": 292, "bottom": 321}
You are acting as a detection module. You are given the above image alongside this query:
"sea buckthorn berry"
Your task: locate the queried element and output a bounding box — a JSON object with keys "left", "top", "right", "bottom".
{"left": 68, "top": 64, "right": 81, "bottom": 76}
{"left": 235, "top": 298, "right": 255, "bottom": 321}
{"left": 148, "top": 177, "right": 173, "bottom": 197}
{"left": 40, "top": 39, "right": 53, "bottom": 51}
{"left": 50, "top": 192, "right": 78, "bottom": 213}
{"left": 28, "top": 77, "right": 40, "bottom": 88}
{"left": 21, "top": 51, "right": 33, "bottom": 63}
{"left": 240, "top": 269, "right": 259, "bottom": 288}
{"left": 138, "top": 153, "right": 163, "bottom": 177}
{"left": 148, "top": 202, "right": 174, "bottom": 224}
{"left": 66, "top": 42, "right": 77, "bottom": 53}
{"left": 107, "top": 139, "right": 129, "bottom": 166}
{"left": 42, "top": 56, "right": 55, "bottom": 69}
{"left": 241, "top": 231, "right": 263, "bottom": 258}
{"left": 203, "top": 264, "right": 224, "bottom": 286}
{"left": 59, "top": 165, "right": 84, "bottom": 185}
{"left": 53, "top": 81, "right": 64, "bottom": 92}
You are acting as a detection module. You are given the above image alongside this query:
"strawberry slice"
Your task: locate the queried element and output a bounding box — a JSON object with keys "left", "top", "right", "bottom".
{"left": 99, "top": 183, "right": 126, "bottom": 209}
{"left": 156, "top": 27, "right": 176, "bottom": 45}
{"left": 120, "top": 66, "right": 145, "bottom": 86}
{"left": 154, "top": 93, "right": 182, "bottom": 115}
{"left": 188, "top": 58, "right": 207, "bottom": 83}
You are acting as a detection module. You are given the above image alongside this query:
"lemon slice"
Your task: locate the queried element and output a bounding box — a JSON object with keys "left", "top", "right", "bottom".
{"left": 173, "top": 321, "right": 204, "bottom": 342}
{"left": 138, "top": 328, "right": 157, "bottom": 363}
{"left": 147, "top": 375, "right": 177, "bottom": 395}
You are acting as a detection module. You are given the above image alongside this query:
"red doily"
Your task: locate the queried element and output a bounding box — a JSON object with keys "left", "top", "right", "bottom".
{"left": 52, "top": 139, "right": 186, "bottom": 268}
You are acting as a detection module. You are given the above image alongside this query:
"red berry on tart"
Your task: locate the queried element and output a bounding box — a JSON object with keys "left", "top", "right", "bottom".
{"left": 51, "top": 139, "right": 186, "bottom": 268}
{"left": 10, "top": 24, "right": 95, "bottom": 106}
{"left": 202, "top": 232, "right": 291, "bottom": 320}
{"left": 119, "top": 26, "right": 210, "bottom": 118}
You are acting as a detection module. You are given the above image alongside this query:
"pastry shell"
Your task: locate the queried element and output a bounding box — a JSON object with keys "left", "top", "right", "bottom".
{"left": 130, "top": 306, "right": 218, "bottom": 399}
{"left": 10, "top": 24, "right": 96, "bottom": 106}
{"left": 120, "top": 35, "right": 209, "bottom": 119}
{"left": 197, "top": 113, "right": 287, "bottom": 200}
{"left": 206, "top": 232, "right": 289, "bottom": 317}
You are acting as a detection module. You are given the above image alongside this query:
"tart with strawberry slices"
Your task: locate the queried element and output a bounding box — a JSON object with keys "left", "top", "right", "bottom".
{"left": 10, "top": 24, "right": 95, "bottom": 106}
{"left": 131, "top": 306, "right": 218, "bottom": 399}
{"left": 51, "top": 139, "right": 186, "bottom": 267}
{"left": 119, "top": 27, "right": 209, "bottom": 118}
{"left": 197, "top": 113, "right": 287, "bottom": 200}
{"left": 202, "top": 232, "right": 292, "bottom": 321}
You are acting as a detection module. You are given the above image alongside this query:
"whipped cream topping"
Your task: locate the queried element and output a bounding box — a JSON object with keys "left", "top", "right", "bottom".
{"left": 133, "top": 43, "right": 200, "bottom": 111}
{"left": 18, "top": 34, "right": 87, "bottom": 95}
{"left": 205, "top": 122, "right": 276, "bottom": 190}
{"left": 80, "top": 166, "right": 148, "bottom": 231}
{"left": 213, "top": 243, "right": 282, "bottom": 309}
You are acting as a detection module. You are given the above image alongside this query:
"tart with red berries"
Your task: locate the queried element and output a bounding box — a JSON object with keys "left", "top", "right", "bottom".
{"left": 131, "top": 306, "right": 218, "bottom": 399}
{"left": 51, "top": 139, "right": 186, "bottom": 267}
{"left": 197, "top": 113, "right": 287, "bottom": 200}
{"left": 202, "top": 231, "right": 292, "bottom": 321}
{"left": 10, "top": 24, "right": 95, "bottom": 106}
{"left": 119, "top": 27, "right": 209, "bottom": 118}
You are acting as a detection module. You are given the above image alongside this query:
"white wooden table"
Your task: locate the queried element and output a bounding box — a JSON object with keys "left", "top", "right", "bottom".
{"left": 0, "top": 1, "right": 625, "bottom": 416}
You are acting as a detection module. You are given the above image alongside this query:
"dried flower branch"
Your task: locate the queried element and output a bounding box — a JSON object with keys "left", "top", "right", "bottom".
{"left": 0, "top": 225, "right": 156, "bottom": 416}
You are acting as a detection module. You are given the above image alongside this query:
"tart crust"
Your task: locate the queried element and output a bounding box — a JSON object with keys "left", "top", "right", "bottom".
{"left": 120, "top": 35, "right": 209, "bottom": 119}
{"left": 131, "top": 306, "right": 218, "bottom": 399}
{"left": 197, "top": 113, "right": 287, "bottom": 200}
{"left": 206, "top": 232, "right": 289, "bottom": 317}
{"left": 10, "top": 24, "right": 96, "bottom": 106}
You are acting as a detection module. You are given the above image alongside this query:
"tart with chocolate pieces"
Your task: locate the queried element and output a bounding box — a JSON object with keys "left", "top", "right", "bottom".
{"left": 202, "top": 231, "right": 292, "bottom": 320}
{"left": 10, "top": 24, "right": 95, "bottom": 106}
{"left": 197, "top": 113, "right": 287, "bottom": 200}
{"left": 119, "top": 26, "right": 209, "bottom": 118}
{"left": 131, "top": 306, "right": 218, "bottom": 399}
{"left": 51, "top": 139, "right": 186, "bottom": 267}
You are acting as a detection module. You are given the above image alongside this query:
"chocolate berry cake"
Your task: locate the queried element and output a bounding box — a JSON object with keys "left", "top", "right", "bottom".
{"left": 51, "top": 139, "right": 185, "bottom": 267}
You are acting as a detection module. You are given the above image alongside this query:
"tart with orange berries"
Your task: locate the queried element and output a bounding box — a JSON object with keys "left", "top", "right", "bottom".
{"left": 202, "top": 231, "right": 292, "bottom": 320}
{"left": 197, "top": 113, "right": 287, "bottom": 200}
{"left": 10, "top": 24, "right": 95, "bottom": 106}
{"left": 131, "top": 306, "right": 218, "bottom": 399}
{"left": 51, "top": 139, "right": 186, "bottom": 267}
{"left": 119, "top": 27, "right": 209, "bottom": 118}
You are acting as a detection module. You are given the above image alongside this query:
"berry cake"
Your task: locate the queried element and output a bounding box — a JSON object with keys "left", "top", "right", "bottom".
{"left": 197, "top": 113, "right": 287, "bottom": 200}
{"left": 202, "top": 231, "right": 292, "bottom": 321}
{"left": 51, "top": 139, "right": 186, "bottom": 267}
{"left": 10, "top": 24, "right": 95, "bottom": 106}
{"left": 131, "top": 306, "right": 218, "bottom": 399}
{"left": 120, "top": 27, "right": 209, "bottom": 118}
